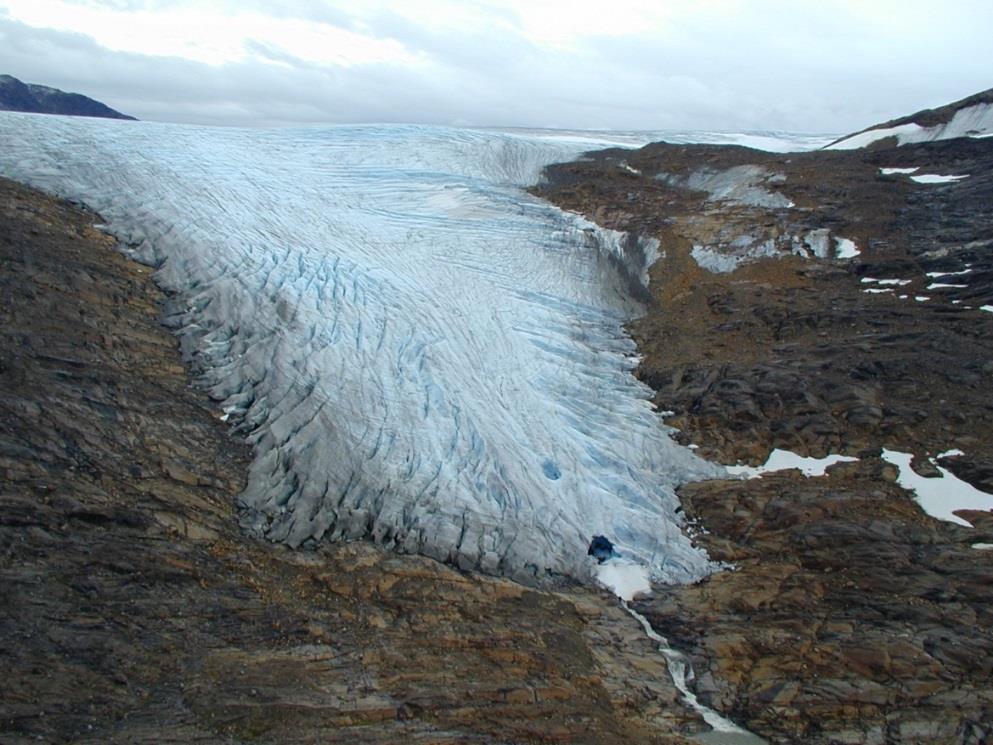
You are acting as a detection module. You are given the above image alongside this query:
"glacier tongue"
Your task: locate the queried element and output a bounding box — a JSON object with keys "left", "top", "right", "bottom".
{"left": 0, "top": 114, "right": 725, "bottom": 584}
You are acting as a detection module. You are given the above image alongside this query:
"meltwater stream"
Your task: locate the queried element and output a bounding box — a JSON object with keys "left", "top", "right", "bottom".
{"left": 0, "top": 115, "right": 827, "bottom": 588}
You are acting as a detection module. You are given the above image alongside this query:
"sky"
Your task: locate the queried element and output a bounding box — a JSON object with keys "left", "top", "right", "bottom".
{"left": 0, "top": 0, "right": 991, "bottom": 133}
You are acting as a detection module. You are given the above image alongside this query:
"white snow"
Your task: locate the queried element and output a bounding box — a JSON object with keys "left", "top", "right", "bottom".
{"left": 926, "top": 268, "right": 972, "bottom": 278}
{"left": 880, "top": 167, "right": 919, "bottom": 175}
{"left": 911, "top": 174, "right": 970, "bottom": 184}
{"left": 595, "top": 559, "right": 652, "bottom": 601}
{"left": 927, "top": 282, "right": 969, "bottom": 290}
{"left": 827, "top": 102, "right": 993, "bottom": 150}
{"left": 863, "top": 288, "right": 892, "bottom": 294}
{"left": 915, "top": 296, "right": 931, "bottom": 302}
{"left": 862, "top": 277, "right": 911, "bottom": 286}
{"left": 881, "top": 449, "right": 993, "bottom": 527}
{"left": 726, "top": 448, "right": 858, "bottom": 479}
{"left": 0, "top": 112, "right": 735, "bottom": 585}
{"left": 835, "top": 237, "right": 860, "bottom": 259}
{"left": 937, "top": 448, "right": 965, "bottom": 458}
{"left": 973, "top": 544, "right": 993, "bottom": 551}
{"left": 981, "top": 305, "right": 993, "bottom": 313}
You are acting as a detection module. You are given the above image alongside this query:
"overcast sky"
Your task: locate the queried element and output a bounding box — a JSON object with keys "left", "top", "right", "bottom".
{"left": 1, "top": 0, "right": 991, "bottom": 133}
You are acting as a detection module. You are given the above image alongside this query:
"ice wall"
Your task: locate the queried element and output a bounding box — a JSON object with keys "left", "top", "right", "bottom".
{"left": 0, "top": 113, "right": 726, "bottom": 584}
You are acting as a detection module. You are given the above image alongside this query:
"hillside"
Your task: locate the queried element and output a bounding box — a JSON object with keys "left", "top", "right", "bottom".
{"left": 0, "top": 74, "right": 136, "bottom": 120}
{"left": 534, "top": 91, "right": 993, "bottom": 744}
{"left": 827, "top": 86, "right": 993, "bottom": 149}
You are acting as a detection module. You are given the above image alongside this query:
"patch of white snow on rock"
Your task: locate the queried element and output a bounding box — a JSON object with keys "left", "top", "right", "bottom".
{"left": 910, "top": 174, "right": 970, "bottom": 184}
{"left": 726, "top": 449, "right": 858, "bottom": 479}
{"left": 835, "top": 237, "right": 860, "bottom": 258}
{"left": 881, "top": 449, "right": 993, "bottom": 527}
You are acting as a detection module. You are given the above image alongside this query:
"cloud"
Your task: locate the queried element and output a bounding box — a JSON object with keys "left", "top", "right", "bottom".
{"left": 1, "top": 1, "right": 992, "bottom": 132}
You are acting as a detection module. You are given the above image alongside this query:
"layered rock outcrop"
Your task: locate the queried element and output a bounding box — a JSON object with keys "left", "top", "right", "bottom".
{"left": 533, "top": 96, "right": 993, "bottom": 744}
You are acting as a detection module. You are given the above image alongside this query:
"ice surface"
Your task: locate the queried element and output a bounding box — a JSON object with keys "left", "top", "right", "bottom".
{"left": 0, "top": 112, "right": 767, "bottom": 584}
{"left": 910, "top": 174, "right": 969, "bottom": 184}
{"left": 726, "top": 449, "right": 857, "bottom": 479}
{"left": 828, "top": 102, "right": 993, "bottom": 150}
{"left": 881, "top": 449, "right": 993, "bottom": 527}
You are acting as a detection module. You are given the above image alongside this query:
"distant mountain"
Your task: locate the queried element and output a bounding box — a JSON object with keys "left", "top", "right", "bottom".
{"left": 0, "top": 74, "right": 136, "bottom": 121}
{"left": 827, "top": 87, "right": 993, "bottom": 149}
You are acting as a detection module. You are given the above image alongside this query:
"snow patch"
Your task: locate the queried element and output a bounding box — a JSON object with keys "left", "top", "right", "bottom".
{"left": 595, "top": 559, "right": 652, "bottom": 601}
{"left": 862, "top": 277, "right": 911, "bottom": 286}
{"left": 927, "top": 282, "right": 969, "bottom": 290}
{"left": 880, "top": 167, "right": 919, "bottom": 175}
{"left": 726, "top": 449, "right": 858, "bottom": 479}
{"left": 980, "top": 305, "right": 993, "bottom": 313}
{"left": 881, "top": 449, "right": 993, "bottom": 527}
{"left": 862, "top": 288, "right": 892, "bottom": 294}
{"left": 926, "top": 268, "right": 972, "bottom": 278}
{"left": 835, "top": 237, "right": 860, "bottom": 259}
{"left": 911, "top": 174, "right": 969, "bottom": 184}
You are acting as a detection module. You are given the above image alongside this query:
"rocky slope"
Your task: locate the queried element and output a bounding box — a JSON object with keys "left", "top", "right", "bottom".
{"left": 533, "top": 95, "right": 993, "bottom": 744}
{"left": 0, "top": 176, "right": 709, "bottom": 744}
{"left": 0, "top": 75, "right": 136, "bottom": 120}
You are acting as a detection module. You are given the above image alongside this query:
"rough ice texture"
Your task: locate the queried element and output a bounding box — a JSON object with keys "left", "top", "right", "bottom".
{"left": 827, "top": 102, "right": 993, "bottom": 150}
{"left": 0, "top": 112, "right": 742, "bottom": 584}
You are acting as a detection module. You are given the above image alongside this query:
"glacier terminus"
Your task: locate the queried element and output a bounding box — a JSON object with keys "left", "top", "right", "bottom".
{"left": 0, "top": 114, "right": 823, "bottom": 585}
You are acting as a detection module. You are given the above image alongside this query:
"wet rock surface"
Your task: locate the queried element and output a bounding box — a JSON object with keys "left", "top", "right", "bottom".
{"left": 535, "top": 133, "right": 993, "bottom": 743}
{"left": 0, "top": 177, "right": 702, "bottom": 744}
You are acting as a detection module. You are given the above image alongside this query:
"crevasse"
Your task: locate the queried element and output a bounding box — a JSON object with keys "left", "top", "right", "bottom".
{"left": 0, "top": 114, "right": 732, "bottom": 583}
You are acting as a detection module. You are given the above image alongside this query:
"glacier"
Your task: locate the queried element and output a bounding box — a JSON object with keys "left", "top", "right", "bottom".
{"left": 0, "top": 113, "right": 825, "bottom": 585}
